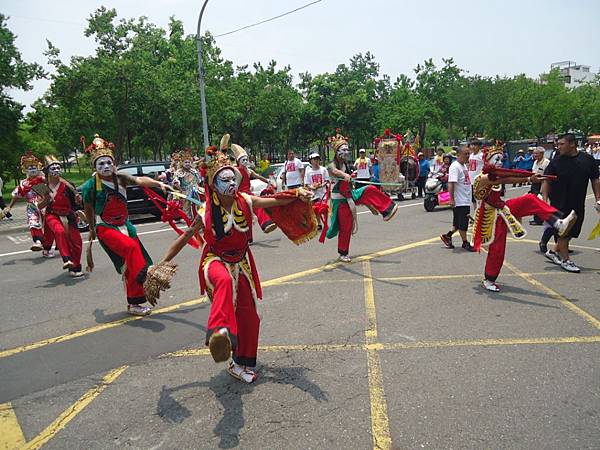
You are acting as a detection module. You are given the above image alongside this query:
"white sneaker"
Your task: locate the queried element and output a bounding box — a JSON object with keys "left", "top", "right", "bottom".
{"left": 338, "top": 254, "right": 352, "bottom": 263}
{"left": 127, "top": 304, "right": 152, "bottom": 316}
{"left": 483, "top": 279, "right": 500, "bottom": 292}
{"left": 555, "top": 210, "right": 577, "bottom": 237}
{"left": 227, "top": 361, "right": 257, "bottom": 384}
{"left": 69, "top": 270, "right": 84, "bottom": 278}
{"left": 545, "top": 249, "right": 562, "bottom": 265}
{"left": 42, "top": 249, "right": 55, "bottom": 258}
{"left": 560, "top": 259, "right": 580, "bottom": 273}
{"left": 30, "top": 242, "right": 43, "bottom": 251}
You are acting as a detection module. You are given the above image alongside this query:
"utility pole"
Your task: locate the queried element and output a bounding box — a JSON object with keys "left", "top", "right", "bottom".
{"left": 196, "top": 0, "right": 210, "bottom": 149}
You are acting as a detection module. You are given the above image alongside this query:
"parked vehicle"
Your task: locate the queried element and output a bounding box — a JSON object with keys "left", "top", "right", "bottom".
{"left": 117, "top": 162, "right": 170, "bottom": 217}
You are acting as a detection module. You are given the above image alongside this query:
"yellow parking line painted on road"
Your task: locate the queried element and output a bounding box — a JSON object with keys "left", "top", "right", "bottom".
{"left": 362, "top": 261, "right": 392, "bottom": 450}
{"left": 164, "top": 343, "right": 360, "bottom": 358}
{"left": 0, "top": 237, "right": 438, "bottom": 360}
{"left": 0, "top": 402, "right": 26, "bottom": 449}
{"left": 23, "top": 366, "right": 127, "bottom": 450}
{"left": 0, "top": 297, "right": 207, "bottom": 359}
{"left": 502, "top": 259, "right": 600, "bottom": 330}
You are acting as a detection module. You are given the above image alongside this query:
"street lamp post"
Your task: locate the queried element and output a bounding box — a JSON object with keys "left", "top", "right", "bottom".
{"left": 196, "top": 0, "right": 210, "bottom": 149}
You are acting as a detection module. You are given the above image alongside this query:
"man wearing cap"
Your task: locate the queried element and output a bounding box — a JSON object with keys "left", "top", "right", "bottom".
{"left": 354, "top": 148, "right": 372, "bottom": 188}
{"left": 304, "top": 152, "right": 330, "bottom": 229}
{"left": 40, "top": 155, "right": 84, "bottom": 276}
{"left": 81, "top": 134, "right": 172, "bottom": 316}
{"left": 528, "top": 147, "right": 550, "bottom": 225}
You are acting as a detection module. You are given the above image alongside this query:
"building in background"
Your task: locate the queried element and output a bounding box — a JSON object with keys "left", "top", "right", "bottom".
{"left": 551, "top": 61, "right": 598, "bottom": 88}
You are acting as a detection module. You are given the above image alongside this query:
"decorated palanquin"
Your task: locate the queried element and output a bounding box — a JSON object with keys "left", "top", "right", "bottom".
{"left": 374, "top": 129, "right": 403, "bottom": 193}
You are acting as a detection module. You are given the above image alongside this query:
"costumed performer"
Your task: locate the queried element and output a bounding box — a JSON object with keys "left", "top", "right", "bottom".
{"left": 5, "top": 150, "right": 47, "bottom": 252}
{"left": 230, "top": 137, "right": 277, "bottom": 234}
{"left": 156, "top": 137, "right": 316, "bottom": 384}
{"left": 175, "top": 148, "right": 203, "bottom": 218}
{"left": 81, "top": 134, "right": 173, "bottom": 316}
{"left": 471, "top": 142, "right": 577, "bottom": 292}
{"left": 40, "top": 155, "right": 84, "bottom": 277}
{"left": 325, "top": 129, "right": 399, "bottom": 262}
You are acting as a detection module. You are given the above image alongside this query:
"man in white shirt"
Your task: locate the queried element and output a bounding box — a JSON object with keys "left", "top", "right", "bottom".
{"left": 304, "top": 152, "right": 330, "bottom": 230}
{"left": 468, "top": 139, "right": 483, "bottom": 207}
{"left": 440, "top": 147, "right": 474, "bottom": 251}
{"left": 281, "top": 150, "right": 304, "bottom": 189}
{"left": 529, "top": 146, "right": 550, "bottom": 225}
{"left": 354, "top": 148, "right": 372, "bottom": 187}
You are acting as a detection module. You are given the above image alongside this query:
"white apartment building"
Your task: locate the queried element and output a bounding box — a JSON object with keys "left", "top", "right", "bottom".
{"left": 550, "top": 61, "right": 597, "bottom": 88}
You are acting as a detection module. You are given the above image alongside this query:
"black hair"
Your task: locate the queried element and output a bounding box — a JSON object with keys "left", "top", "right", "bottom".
{"left": 559, "top": 133, "right": 577, "bottom": 145}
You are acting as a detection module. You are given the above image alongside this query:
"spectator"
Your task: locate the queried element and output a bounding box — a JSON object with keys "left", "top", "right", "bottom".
{"left": 592, "top": 143, "right": 600, "bottom": 167}
{"left": 304, "top": 152, "right": 330, "bottom": 230}
{"left": 0, "top": 175, "right": 13, "bottom": 220}
{"left": 529, "top": 147, "right": 550, "bottom": 225}
{"left": 431, "top": 148, "right": 445, "bottom": 173}
{"left": 524, "top": 148, "right": 535, "bottom": 172}
{"left": 416, "top": 152, "right": 430, "bottom": 198}
{"left": 512, "top": 149, "right": 527, "bottom": 186}
{"left": 281, "top": 150, "right": 304, "bottom": 189}
{"left": 440, "top": 147, "right": 474, "bottom": 251}
{"left": 540, "top": 133, "right": 600, "bottom": 272}
{"left": 502, "top": 149, "right": 510, "bottom": 169}
{"left": 354, "top": 148, "right": 372, "bottom": 188}
{"left": 371, "top": 157, "right": 380, "bottom": 190}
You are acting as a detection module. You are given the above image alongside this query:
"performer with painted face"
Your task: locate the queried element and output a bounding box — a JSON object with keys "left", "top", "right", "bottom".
{"left": 230, "top": 139, "right": 277, "bottom": 234}
{"left": 157, "top": 136, "right": 316, "bottom": 383}
{"left": 40, "top": 156, "right": 84, "bottom": 276}
{"left": 325, "top": 129, "right": 399, "bottom": 262}
{"left": 6, "top": 151, "right": 47, "bottom": 251}
{"left": 472, "top": 142, "right": 577, "bottom": 292}
{"left": 81, "top": 134, "right": 172, "bottom": 315}
{"left": 175, "top": 148, "right": 203, "bottom": 218}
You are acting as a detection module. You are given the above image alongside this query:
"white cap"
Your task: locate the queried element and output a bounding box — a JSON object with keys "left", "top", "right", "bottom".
{"left": 309, "top": 152, "right": 320, "bottom": 159}
{"left": 359, "top": 148, "right": 366, "bottom": 153}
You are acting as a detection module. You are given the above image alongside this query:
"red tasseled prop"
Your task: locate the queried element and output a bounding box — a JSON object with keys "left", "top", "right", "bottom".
{"left": 261, "top": 189, "right": 318, "bottom": 245}
{"left": 482, "top": 165, "right": 557, "bottom": 181}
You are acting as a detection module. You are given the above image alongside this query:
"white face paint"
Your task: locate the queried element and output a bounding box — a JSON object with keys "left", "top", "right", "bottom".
{"left": 238, "top": 156, "right": 249, "bottom": 167}
{"left": 489, "top": 153, "right": 503, "bottom": 168}
{"left": 95, "top": 156, "right": 115, "bottom": 177}
{"left": 214, "top": 169, "right": 238, "bottom": 196}
{"left": 336, "top": 144, "right": 350, "bottom": 161}
{"left": 48, "top": 163, "right": 62, "bottom": 177}
{"left": 26, "top": 165, "right": 39, "bottom": 177}
{"left": 183, "top": 160, "right": 192, "bottom": 170}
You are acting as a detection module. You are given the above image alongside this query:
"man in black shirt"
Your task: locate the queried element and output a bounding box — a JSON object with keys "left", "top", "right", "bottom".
{"left": 541, "top": 133, "right": 600, "bottom": 273}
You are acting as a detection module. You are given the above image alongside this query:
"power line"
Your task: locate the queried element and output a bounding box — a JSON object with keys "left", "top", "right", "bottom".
{"left": 214, "top": 0, "right": 322, "bottom": 38}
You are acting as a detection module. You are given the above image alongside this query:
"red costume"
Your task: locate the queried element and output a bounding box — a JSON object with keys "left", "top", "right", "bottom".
{"left": 237, "top": 163, "right": 276, "bottom": 235}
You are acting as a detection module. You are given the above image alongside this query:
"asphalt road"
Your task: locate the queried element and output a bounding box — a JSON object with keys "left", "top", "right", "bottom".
{"left": 1, "top": 186, "right": 599, "bottom": 449}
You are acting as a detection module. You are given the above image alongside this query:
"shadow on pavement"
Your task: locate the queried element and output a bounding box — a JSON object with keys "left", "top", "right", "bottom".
{"left": 473, "top": 284, "right": 561, "bottom": 309}
{"left": 34, "top": 271, "right": 88, "bottom": 288}
{"left": 158, "top": 365, "right": 328, "bottom": 448}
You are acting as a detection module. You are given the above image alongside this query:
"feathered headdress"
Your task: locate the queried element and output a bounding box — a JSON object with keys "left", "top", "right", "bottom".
{"left": 84, "top": 134, "right": 115, "bottom": 167}
{"left": 20, "top": 150, "right": 43, "bottom": 174}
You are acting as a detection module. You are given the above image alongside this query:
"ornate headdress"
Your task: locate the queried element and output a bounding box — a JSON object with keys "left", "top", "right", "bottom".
{"left": 231, "top": 143, "right": 247, "bottom": 162}
{"left": 179, "top": 148, "right": 194, "bottom": 163}
{"left": 170, "top": 150, "right": 181, "bottom": 168}
{"left": 483, "top": 141, "right": 504, "bottom": 163}
{"left": 20, "top": 150, "right": 43, "bottom": 174}
{"left": 328, "top": 128, "right": 349, "bottom": 153}
{"left": 43, "top": 155, "right": 61, "bottom": 169}
{"left": 201, "top": 134, "right": 238, "bottom": 185}
{"left": 85, "top": 134, "right": 115, "bottom": 166}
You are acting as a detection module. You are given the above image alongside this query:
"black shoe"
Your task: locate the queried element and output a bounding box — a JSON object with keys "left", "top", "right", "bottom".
{"left": 529, "top": 220, "right": 543, "bottom": 225}
{"left": 462, "top": 242, "right": 475, "bottom": 252}
{"left": 539, "top": 242, "right": 548, "bottom": 254}
{"left": 440, "top": 234, "right": 454, "bottom": 249}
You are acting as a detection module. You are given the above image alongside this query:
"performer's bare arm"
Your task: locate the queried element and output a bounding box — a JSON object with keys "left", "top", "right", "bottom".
{"left": 251, "top": 188, "right": 313, "bottom": 209}
{"left": 84, "top": 202, "right": 96, "bottom": 241}
{"left": 541, "top": 179, "right": 551, "bottom": 203}
{"left": 6, "top": 196, "right": 20, "bottom": 209}
{"left": 249, "top": 169, "right": 269, "bottom": 184}
{"left": 160, "top": 215, "right": 204, "bottom": 263}
{"left": 328, "top": 166, "right": 351, "bottom": 182}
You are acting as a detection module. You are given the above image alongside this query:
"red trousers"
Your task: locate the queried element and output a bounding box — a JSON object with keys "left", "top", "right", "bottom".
{"left": 31, "top": 227, "right": 44, "bottom": 243}
{"left": 44, "top": 214, "right": 82, "bottom": 270}
{"left": 254, "top": 206, "right": 274, "bottom": 231}
{"left": 337, "top": 185, "right": 395, "bottom": 255}
{"left": 205, "top": 260, "right": 260, "bottom": 367}
{"left": 485, "top": 194, "right": 557, "bottom": 281}
{"left": 97, "top": 226, "right": 148, "bottom": 305}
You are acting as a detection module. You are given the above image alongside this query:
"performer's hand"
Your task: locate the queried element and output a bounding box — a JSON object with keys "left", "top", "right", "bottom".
{"left": 159, "top": 182, "right": 173, "bottom": 194}
{"left": 343, "top": 173, "right": 352, "bottom": 183}
{"left": 296, "top": 188, "right": 314, "bottom": 202}
{"left": 530, "top": 174, "right": 547, "bottom": 183}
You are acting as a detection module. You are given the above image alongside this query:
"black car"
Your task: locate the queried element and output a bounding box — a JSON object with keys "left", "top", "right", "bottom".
{"left": 117, "top": 162, "right": 170, "bottom": 217}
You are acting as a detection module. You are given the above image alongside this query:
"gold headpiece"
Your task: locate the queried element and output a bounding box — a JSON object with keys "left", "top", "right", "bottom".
{"left": 179, "top": 148, "right": 194, "bottom": 162}
{"left": 85, "top": 134, "right": 115, "bottom": 166}
{"left": 484, "top": 141, "right": 504, "bottom": 163}
{"left": 231, "top": 144, "right": 247, "bottom": 162}
{"left": 328, "top": 128, "right": 349, "bottom": 152}
{"left": 20, "top": 150, "right": 43, "bottom": 174}
{"left": 44, "top": 155, "right": 61, "bottom": 169}
{"left": 202, "top": 134, "right": 239, "bottom": 185}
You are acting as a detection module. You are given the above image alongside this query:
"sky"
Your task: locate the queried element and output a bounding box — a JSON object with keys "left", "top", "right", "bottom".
{"left": 3, "top": 0, "right": 600, "bottom": 111}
